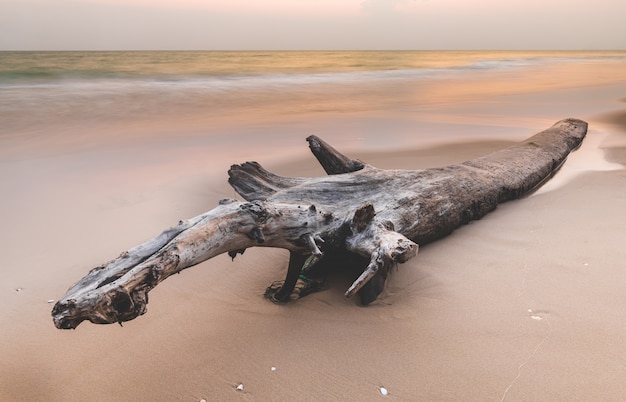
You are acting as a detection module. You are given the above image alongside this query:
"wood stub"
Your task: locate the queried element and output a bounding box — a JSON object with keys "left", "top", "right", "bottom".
{"left": 306, "top": 135, "right": 364, "bottom": 175}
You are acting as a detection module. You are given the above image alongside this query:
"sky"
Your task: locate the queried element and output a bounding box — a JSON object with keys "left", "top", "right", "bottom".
{"left": 1, "top": 0, "right": 625, "bottom": 50}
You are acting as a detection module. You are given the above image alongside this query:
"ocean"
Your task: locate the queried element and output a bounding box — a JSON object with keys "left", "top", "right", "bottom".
{"left": 3, "top": 52, "right": 626, "bottom": 402}
{"left": 1, "top": 50, "right": 625, "bottom": 157}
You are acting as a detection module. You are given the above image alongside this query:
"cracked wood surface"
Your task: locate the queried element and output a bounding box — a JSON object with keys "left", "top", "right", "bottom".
{"left": 52, "top": 118, "right": 587, "bottom": 329}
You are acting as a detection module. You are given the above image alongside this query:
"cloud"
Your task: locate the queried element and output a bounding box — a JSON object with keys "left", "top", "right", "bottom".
{"left": 361, "top": 0, "right": 416, "bottom": 15}
{"left": 1, "top": 0, "right": 624, "bottom": 50}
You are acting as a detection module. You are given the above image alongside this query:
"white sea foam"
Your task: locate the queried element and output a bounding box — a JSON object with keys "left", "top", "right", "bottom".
{"left": 533, "top": 130, "right": 623, "bottom": 195}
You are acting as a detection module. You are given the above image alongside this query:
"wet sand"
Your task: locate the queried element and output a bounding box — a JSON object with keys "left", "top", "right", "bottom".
{"left": 1, "top": 59, "right": 626, "bottom": 401}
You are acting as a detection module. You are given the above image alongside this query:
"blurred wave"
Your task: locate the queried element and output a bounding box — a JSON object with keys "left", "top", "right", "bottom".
{"left": 1, "top": 50, "right": 625, "bottom": 138}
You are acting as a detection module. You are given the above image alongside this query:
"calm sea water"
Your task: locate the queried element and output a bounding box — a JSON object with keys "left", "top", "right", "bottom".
{"left": 1, "top": 50, "right": 625, "bottom": 144}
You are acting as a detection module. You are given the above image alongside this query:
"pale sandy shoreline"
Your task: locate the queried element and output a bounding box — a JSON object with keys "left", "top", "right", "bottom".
{"left": 1, "top": 60, "right": 626, "bottom": 401}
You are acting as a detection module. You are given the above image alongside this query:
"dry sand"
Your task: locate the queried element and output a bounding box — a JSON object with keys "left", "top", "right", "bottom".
{"left": 1, "top": 60, "right": 626, "bottom": 401}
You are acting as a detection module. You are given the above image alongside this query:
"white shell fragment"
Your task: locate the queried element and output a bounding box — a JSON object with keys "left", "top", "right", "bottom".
{"left": 380, "top": 386, "right": 388, "bottom": 396}
{"left": 47, "top": 299, "right": 55, "bottom": 303}
{"left": 236, "top": 383, "right": 244, "bottom": 391}
{"left": 271, "top": 366, "right": 277, "bottom": 372}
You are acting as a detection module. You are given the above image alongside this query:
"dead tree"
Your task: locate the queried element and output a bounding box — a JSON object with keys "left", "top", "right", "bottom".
{"left": 52, "top": 119, "right": 587, "bottom": 329}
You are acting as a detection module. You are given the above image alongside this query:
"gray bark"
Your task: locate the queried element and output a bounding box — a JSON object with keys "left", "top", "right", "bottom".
{"left": 52, "top": 119, "right": 587, "bottom": 329}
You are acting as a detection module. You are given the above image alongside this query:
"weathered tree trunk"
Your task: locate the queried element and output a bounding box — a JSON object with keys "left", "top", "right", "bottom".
{"left": 52, "top": 119, "right": 587, "bottom": 329}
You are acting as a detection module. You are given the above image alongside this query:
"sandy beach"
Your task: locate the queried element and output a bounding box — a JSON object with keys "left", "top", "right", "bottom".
{"left": 1, "top": 56, "right": 626, "bottom": 401}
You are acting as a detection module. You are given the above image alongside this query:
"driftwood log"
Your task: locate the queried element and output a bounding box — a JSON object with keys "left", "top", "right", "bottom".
{"left": 52, "top": 119, "right": 587, "bottom": 329}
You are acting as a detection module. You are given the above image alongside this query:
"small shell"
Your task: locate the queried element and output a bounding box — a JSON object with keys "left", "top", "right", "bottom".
{"left": 236, "top": 383, "right": 244, "bottom": 391}
{"left": 271, "top": 366, "right": 277, "bottom": 372}
{"left": 47, "top": 299, "right": 55, "bottom": 303}
{"left": 380, "top": 387, "right": 388, "bottom": 396}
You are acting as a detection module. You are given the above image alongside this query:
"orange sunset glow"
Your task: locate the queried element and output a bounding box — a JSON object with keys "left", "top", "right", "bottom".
{"left": 1, "top": 1, "right": 626, "bottom": 401}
